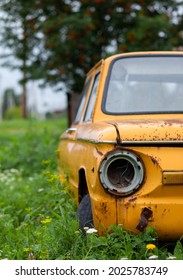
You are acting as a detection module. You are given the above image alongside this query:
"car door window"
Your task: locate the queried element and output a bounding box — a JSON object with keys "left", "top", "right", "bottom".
{"left": 83, "top": 72, "right": 100, "bottom": 122}
{"left": 74, "top": 77, "right": 91, "bottom": 124}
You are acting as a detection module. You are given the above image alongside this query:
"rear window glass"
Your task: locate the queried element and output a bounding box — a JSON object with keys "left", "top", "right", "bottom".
{"left": 104, "top": 56, "right": 183, "bottom": 114}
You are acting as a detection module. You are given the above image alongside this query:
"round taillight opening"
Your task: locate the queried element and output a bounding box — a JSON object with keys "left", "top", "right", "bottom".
{"left": 99, "top": 150, "right": 144, "bottom": 196}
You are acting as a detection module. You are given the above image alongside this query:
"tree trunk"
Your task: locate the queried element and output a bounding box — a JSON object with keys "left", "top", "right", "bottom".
{"left": 21, "top": 16, "right": 28, "bottom": 119}
{"left": 67, "top": 92, "right": 72, "bottom": 127}
{"left": 21, "top": 82, "right": 27, "bottom": 118}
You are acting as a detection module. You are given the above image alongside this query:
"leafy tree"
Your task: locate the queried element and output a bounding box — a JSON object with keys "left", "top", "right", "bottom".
{"left": 174, "top": 0, "right": 183, "bottom": 49}
{"left": 0, "top": 0, "right": 182, "bottom": 110}
{"left": 0, "top": 0, "right": 43, "bottom": 117}
{"left": 31, "top": 0, "right": 182, "bottom": 93}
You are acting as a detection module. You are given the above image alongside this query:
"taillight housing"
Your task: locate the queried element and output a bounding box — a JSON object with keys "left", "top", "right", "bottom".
{"left": 99, "top": 150, "right": 144, "bottom": 196}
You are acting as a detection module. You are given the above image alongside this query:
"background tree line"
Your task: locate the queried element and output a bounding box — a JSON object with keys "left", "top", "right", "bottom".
{"left": 0, "top": 0, "right": 183, "bottom": 119}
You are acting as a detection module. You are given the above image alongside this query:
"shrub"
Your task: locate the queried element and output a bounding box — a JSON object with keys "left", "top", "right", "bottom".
{"left": 4, "top": 106, "right": 21, "bottom": 120}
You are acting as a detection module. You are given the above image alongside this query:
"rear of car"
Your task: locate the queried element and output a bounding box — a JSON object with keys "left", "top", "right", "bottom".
{"left": 58, "top": 52, "right": 183, "bottom": 240}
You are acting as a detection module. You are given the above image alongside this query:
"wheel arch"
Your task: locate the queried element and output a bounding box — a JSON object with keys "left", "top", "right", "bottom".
{"left": 78, "top": 168, "right": 89, "bottom": 203}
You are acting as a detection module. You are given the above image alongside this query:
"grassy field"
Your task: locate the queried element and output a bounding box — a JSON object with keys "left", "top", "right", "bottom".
{"left": 0, "top": 118, "right": 182, "bottom": 260}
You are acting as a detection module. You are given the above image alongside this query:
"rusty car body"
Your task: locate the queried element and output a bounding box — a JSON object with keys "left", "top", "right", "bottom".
{"left": 58, "top": 51, "right": 183, "bottom": 239}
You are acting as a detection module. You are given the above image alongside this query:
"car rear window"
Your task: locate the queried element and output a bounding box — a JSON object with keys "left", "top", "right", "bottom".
{"left": 103, "top": 55, "right": 183, "bottom": 114}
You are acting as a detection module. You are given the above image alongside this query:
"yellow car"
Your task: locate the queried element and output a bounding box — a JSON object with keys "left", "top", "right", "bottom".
{"left": 58, "top": 51, "right": 183, "bottom": 239}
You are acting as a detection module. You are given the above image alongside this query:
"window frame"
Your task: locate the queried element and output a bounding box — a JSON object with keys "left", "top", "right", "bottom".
{"left": 102, "top": 54, "right": 183, "bottom": 116}
{"left": 73, "top": 77, "right": 92, "bottom": 124}
{"left": 83, "top": 72, "right": 100, "bottom": 122}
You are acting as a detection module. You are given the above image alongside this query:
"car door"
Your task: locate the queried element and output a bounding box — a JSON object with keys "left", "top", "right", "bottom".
{"left": 58, "top": 76, "right": 93, "bottom": 187}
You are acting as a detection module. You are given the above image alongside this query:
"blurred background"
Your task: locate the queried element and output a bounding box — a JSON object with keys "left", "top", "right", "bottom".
{"left": 0, "top": 0, "right": 183, "bottom": 125}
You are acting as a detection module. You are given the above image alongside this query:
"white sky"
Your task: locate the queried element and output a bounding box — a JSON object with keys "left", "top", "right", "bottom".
{"left": 0, "top": 48, "right": 67, "bottom": 112}
{"left": 0, "top": 65, "right": 21, "bottom": 94}
{"left": 0, "top": 65, "right": 67, "bottom": 112}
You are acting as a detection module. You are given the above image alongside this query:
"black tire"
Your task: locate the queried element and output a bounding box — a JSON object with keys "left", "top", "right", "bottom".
{"left": 76, "top": 194, "right": 93, "bottom": 230}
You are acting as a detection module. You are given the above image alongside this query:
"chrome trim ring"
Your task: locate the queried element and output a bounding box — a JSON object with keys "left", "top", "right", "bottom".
{"left": 99, "top": 150, "right": 144, "bottom": 196}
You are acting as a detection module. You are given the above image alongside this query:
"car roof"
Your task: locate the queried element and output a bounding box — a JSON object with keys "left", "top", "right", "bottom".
{"left": 86, "top": 51, "right": 183, "bottom": 77}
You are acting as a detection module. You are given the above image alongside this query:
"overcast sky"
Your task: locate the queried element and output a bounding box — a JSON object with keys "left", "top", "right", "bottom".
{"left": 0, "top": 53, "right": 67, "bottom": 117}
{"left": 0, "top": 65, "right": 22, "bottom": 95}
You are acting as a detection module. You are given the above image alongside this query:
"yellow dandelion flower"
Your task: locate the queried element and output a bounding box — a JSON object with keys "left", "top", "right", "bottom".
{"left": 42, "top": 159, "right": 51, "bottom": 165}
{"left": 23, "top": 222, "right": 28, "bottom": 227}
{"left": 59, "top": 174, "right": 67, "bottom": 184}
{"left": 35, "top": 231, "right": 41, "bottom": 236}
{"left": 83, "top": 227, "right": 89, "bottom": 231}
{"left": 23, "top": 248, "right": 32, "bottom": 252}
{"left": 146, "top": 244, "right": 156, "bottom": 250}
{"left": 25, "top": 207, "right": 32, "bottom": 212}
{"left": 41, "top": 217, "right": 52, "bottom": 224}
{"left": 43, "top": 171, "right": 50, "bottom": 176}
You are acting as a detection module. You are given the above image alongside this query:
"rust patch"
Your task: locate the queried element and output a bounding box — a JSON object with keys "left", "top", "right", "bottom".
{"left": 96, "top": 148, "right": 103, "bottom": 156}
{"left": 96, "top": 202, "right": 108, "bottom": 216}
{"left": 165, "top": 119, "right": 183, "bottom": 126}
{"left": 112, "top": 123, "right": 121, "bottom": 145}
{"left": 136, "top": 207, "right": 153, "bottom": 232}
{"left": 150, "top": 156, "right": 159, "bottom": 165}
{"left": 100, "top": 202, "right": 107, "bottom": 213}
{"left": 94, "top": 202, "right": 109, "bottom": 221}
{"left": 128, "top": 197, "right": 137, "bottom": 203}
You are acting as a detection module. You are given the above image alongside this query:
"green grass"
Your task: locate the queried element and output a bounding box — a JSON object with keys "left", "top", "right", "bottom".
{"left": 0, "top": 118, "right": 183, "bottom": 260}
